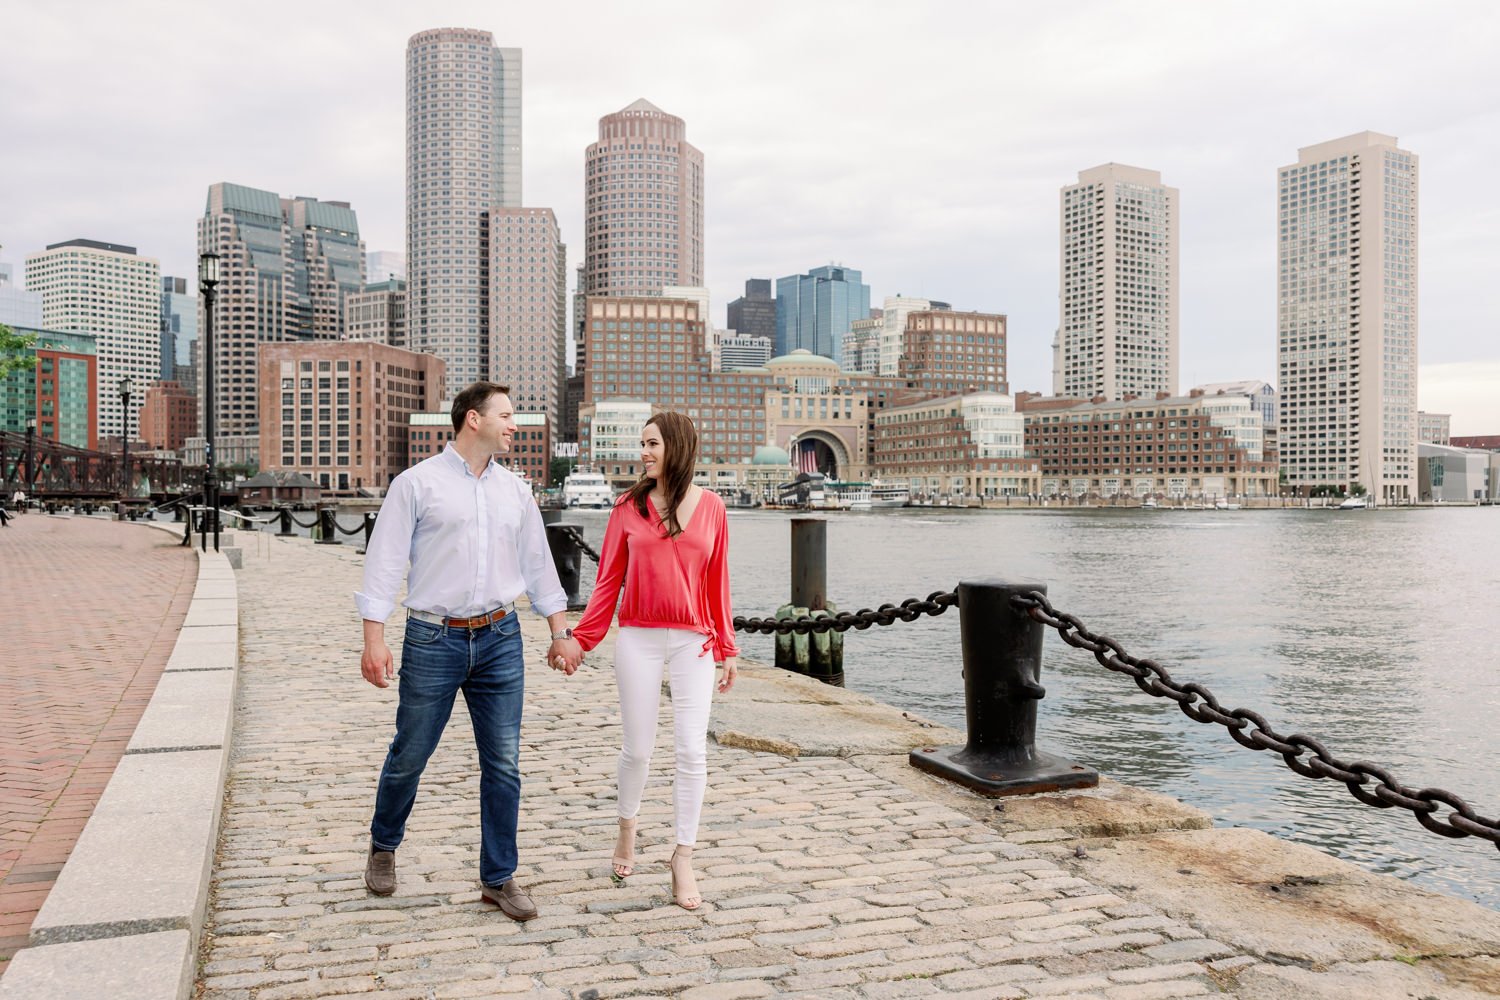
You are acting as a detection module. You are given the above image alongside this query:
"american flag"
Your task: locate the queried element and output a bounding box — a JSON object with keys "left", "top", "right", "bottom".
{"left": 797, "top": 442, "right": 819, "bottom": 475}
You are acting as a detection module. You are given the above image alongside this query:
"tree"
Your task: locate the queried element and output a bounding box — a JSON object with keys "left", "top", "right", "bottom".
{"left": 0, "top": 323, "right": 38, "bottom": 380}
{"left": 549, "top": 456, "right": 575, "bottom": 487}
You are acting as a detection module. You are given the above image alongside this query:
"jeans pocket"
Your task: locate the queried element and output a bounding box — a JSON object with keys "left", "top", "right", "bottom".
{"left": 490, "top": 614, "right": 520, "bottom": 639}
{"left": 405, "top": 619, "right": 444, "bottom": 645}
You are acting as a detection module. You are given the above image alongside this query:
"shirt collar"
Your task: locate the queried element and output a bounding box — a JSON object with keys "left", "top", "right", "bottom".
{"left": 441, "top": 442, "right": 493, "bottom": 480}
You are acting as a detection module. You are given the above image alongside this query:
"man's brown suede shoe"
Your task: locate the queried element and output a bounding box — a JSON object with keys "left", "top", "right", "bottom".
{"left": 364, "top": 846, "right": 396, "bottom": 896}
{"left": 480, "top": 879, "right": 537, "bottom": 921}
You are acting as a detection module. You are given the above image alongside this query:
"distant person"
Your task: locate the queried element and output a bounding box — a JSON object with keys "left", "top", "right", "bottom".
{"left": 564, "top": 411, "right": 739, "bottom": 911}
{"left": 12, "top": 489, "right": 24, "bottom": 513}
{"left": 0, "top": 502, "right": 9, "bottom": 527}
{"left": 355, "top": 381, "right": 582, "bottom": 920}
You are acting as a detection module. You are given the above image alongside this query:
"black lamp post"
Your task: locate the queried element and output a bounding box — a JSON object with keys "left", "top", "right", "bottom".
{"left": 117, "top": 375, "right": 136, "bottom": 502}
{"left": 198, "top": 252, "right": 220, "bottom": 552}
{"left": 24, "top": 416, "right": 35, "bottom": 499}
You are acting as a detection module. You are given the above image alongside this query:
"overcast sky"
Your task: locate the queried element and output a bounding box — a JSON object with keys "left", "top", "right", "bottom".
{"left": 2, "top": 0, "right": 1496, "bottom": 433}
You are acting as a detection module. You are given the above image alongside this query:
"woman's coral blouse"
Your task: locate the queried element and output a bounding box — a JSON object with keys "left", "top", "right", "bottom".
{"left": 572, "top": 490, "right": 741, "bottom": 661}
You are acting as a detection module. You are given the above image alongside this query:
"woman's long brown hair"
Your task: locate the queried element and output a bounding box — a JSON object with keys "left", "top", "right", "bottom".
{"left": 621, "top": 411, "right": 698, "bottom": 537}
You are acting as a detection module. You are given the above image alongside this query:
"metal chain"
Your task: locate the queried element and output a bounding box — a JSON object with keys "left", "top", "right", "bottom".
{"left": 1010, "top": 590, "right": 1500, "bottom": 852}
{"left": 734, "top": 591, "right": 958, "bottom": 635}
{"left": 561, "top": 525, "right": 602, "bottom": 563}
{"left": 289, "top": 513, "right": 320, "bottom": 529}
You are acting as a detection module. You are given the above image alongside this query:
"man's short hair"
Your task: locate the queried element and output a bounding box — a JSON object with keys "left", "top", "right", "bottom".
{"left": 450, "top": 382, "right": 511, "bottom": 433}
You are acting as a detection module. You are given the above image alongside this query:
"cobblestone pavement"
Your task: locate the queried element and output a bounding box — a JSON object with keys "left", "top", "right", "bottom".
{"left": 200, "top": 533, "right": 1239, "bottom": 999}
{"left": 0, "top": 514, "right": 195, "bottom": 971}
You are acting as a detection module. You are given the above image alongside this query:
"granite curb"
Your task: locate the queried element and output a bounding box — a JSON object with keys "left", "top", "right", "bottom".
{"left": 0, "top": 522, "right": 238, "bottom": 1000}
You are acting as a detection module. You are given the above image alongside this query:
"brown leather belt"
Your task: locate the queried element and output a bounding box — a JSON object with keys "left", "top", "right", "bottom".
{"left": 408, "top": 603, "right": 515, "bottom": 630}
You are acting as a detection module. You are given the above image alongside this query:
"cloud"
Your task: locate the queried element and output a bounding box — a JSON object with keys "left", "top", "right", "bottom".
{"left": 1, "top": 0, "right": 1496, "bottom": 433}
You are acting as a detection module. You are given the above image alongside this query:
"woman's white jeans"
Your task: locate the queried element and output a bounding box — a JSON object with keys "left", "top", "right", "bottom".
{"left": 613, "top": 626, "right": 715, "bottom": 846}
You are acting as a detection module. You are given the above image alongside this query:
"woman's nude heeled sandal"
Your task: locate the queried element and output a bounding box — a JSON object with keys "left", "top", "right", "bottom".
{"left": 612, "top": 818, "right": 637, "bottom": 879}
{"left": 669, "top": 845, "right": 701, "bottom": 910}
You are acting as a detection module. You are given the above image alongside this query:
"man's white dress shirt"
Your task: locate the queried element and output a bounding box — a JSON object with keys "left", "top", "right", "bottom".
{"left": 355, "top": 445, "right": 568, "bottom": 622}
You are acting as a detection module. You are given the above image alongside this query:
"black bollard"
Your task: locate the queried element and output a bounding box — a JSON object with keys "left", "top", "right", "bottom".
{"left": 545, "top": 522, "right": 586, "bottom": 610}
{"left": 277, "top": 507, "right": 295, "bottom": 537}
{"left": 315, "top": 506, "right": 341, "bottom": 544}
{"left": 909, "top": 579, "right": 1098, "bottom": 796}
{"left": 541, "top": 509, "right": 562, "bottom": 526}
{"left": 791, "top": 517, "right": 826, "bottom": 611}
{"left": 174, "top": 504, "right": 185, "bottom": 523}
{"left": 357, "top": 511, "right": 376, "bottom": 553}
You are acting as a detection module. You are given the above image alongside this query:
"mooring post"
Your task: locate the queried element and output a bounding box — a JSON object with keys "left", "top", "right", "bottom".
{"left": 545, "top": 522, "right": 586, "bottom": 610}
{"left": 277, "top": 507, "right": 295, "bottom": 537}
{"left": 773, "top": 517, "right": 844, "bottom": 685}
{"left": 790, "top": 517, "right": 826, "bottom": 611}
{"left": 357, "top": 511, "right": 376, "bottom": 554}
{"left": 316, "top": 506, "right": 341, "bottom": 544}
{"left": 909, "top": 578, "right": 1098, "bottom": 795}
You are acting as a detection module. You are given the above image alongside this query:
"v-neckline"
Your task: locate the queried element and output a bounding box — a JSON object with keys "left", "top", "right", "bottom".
{"left": 647, "top": 488, "right": 704, "bottom": 534}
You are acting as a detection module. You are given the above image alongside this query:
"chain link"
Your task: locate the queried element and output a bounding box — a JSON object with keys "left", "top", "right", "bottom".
{"left": 289, "top": 513, "right": 320, "bottom": 529}
{"left": 559, "top": 525, "right": 602, "bottom": 564}
{"left": 734, "top": 591, "right": 958, "bottom": 634}
{"left": 1010, "top": 589, "right": 1500, "bottom": 852}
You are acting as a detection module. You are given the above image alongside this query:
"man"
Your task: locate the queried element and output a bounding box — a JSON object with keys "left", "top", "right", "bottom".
{"left": 355, "top": 382, "right": 582, "bottom": 920}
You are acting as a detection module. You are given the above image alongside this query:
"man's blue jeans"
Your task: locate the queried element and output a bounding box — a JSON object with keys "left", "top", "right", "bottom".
{"left": 370, "top": 614, "right": 525, "bottom": 887}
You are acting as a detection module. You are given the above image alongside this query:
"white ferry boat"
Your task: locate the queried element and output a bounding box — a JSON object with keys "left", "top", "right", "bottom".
{"left": 826, "top": 482, "right": 872, "bottom": 510}
{"left": 562, "top": 470, "right": 614, "bottom": 509}
{"left": 869, "top": 481, "right": 910, "bottom": 509}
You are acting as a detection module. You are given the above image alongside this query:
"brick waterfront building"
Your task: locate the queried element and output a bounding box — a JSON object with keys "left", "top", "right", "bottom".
{"left": 1018, "top": 390, "right": 1277, "bottom": 500}
{"left": 138, "top": 380, "right": 197, "bottom": 452}
{"left": 257, "top": 341, "right": 444, "bottom": 494}
{"left": 874, "top": 392, "right": 1039, "bottom": 499}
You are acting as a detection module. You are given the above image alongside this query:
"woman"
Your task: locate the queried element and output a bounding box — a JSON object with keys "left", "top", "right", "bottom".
{"left": 561, "top": 412, "right": 738, "bottom": 910}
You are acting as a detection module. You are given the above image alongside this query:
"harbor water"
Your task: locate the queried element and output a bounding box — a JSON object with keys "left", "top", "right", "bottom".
{"left": 572, "top": 504, "right": 1500, "bottom": 909}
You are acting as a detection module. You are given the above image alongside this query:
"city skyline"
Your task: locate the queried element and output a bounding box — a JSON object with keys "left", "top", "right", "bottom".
{"left": 1, "top": 1, "right": 1496, "bottom": 432}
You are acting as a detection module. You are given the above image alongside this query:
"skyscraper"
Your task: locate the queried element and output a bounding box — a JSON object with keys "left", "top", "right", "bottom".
{"left": 406, "top": 27, "right": 522, "bottom": 397}
{"left": 0, "top": 258, "right": 43, "bottom": 328}
{"left": 774, "top": 265, "right": 870, "bottom": 364}
{"left": 25, "top": 239, "right": 160, "bottom": 443}
{"left": 1055, "top": 163, "right": 1179, "bottom": 401}
{"left": 727, "top": 278, "right": 776, "bottom": 341}
{"left": 584, "top": 99, "right": 704, "bottom": 297}
{"left": 488, "top": 207, "right": 566, "bottom": 435}
{"left": 160, "top": 276, "right": 197, "bottom": 385}
{"left": 197, "top": 183, "right": 364, "bottom": 458}
{"left": 1277, "top": 132, "right": 1418, "bottom": 501}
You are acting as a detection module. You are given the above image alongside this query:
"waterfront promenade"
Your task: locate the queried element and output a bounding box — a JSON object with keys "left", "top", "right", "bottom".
{"left": 194, "top": 532, "right": 1500, "bottom": 998}
{"left": 0, "top": 514, "right": 195, "bottom": 973}
{"left": 5, "top": 522, "right": 1500, "bottom": 997}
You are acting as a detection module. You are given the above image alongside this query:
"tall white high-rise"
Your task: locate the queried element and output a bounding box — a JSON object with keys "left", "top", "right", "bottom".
{"left": 1055, "top": 164, "right": 1179, "bottom": 400}
{"left": 1277, "top": 131, "right": 1418, "bottom": 501}
{"left": 406, "top": 27, "right": 522, "bottom": 397}
{"left": 25, "top": 239, "right": 160, "bottom": 442}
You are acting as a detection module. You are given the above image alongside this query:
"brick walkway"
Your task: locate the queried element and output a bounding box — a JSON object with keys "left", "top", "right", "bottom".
{"left": 0, "top": 514, "right": 195, "bottom": 972}
{"left": 196, "top": 533, "right": 1243, "bottom": 999}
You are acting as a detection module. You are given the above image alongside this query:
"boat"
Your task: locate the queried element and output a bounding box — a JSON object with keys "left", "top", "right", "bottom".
{"left": 1140, "top": 498, "right": 1158, "bottom": 509}
{"left": 869, "top": 480, "right": 910, "bottom": 509}
{"left": 562, "top": 470, "right": 615, "bottom": 509}
{"left": 776, "top": 471, "right": 826, "bottom": 509}
{"left": 1213, "top": 498, "right": 1241, "bottom": 511}
{"left": 827, "top": 481, "right": 872, "bottom": 510}
{"left": 1335, "top": 494, "right": 1372, "bottom": 510}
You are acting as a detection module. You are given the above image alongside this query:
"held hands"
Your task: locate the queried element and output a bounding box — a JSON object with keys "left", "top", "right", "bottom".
{"left": 361, "top": 638, "right": 395, "bottom": 688}
{"left": 548, "top": 636, "right": 583, "bottom": 675}
{"left": 717, "top": 656, "right": 738, "bottom": 693}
